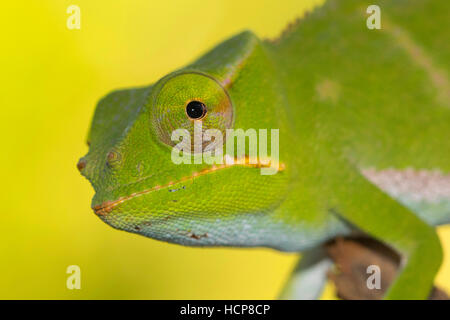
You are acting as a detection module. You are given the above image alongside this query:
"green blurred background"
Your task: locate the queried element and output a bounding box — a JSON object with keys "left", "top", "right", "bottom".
{"left": 1, "top": 0, "right": 449, "bottom": 299}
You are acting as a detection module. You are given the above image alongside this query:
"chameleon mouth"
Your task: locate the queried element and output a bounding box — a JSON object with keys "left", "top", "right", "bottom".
{"left": 92, "top": 156, "right": 285, "bottom": 216}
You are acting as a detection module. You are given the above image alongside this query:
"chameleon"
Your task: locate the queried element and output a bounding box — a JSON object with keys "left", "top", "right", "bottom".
{"left": 78, "top": 0, "right": 450, "bottom": 299}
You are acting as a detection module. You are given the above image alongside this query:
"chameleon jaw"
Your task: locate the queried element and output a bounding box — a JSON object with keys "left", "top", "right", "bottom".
{"left": 92, "top": 156, "right": 285, "bottom": 216}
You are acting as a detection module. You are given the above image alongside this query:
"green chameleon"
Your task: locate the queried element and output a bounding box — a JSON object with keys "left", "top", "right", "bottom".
{"left": 78, "top": 0, "right": 450, "bottom": 299}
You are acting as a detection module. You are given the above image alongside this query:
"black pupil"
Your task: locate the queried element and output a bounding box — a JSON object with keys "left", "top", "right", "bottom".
{"left": 186, "top": 101, "right": 206, "bottom": 119}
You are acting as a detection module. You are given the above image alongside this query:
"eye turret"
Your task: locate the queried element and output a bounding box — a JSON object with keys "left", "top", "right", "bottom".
{"left": 151, "top": 72, "right": 233, "bottom": 152}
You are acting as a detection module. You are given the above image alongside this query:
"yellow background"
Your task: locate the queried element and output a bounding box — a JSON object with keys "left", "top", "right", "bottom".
{"left": 1, "top": 0, "right": 449, "bottom": 299}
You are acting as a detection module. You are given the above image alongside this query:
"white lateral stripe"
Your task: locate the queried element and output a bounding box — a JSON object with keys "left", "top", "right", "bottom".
{"left": 362, "top": 168, "right": 450, "bottom": 203}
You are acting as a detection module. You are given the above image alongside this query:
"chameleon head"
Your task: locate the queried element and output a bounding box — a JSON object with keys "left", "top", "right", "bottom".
{"left": 78, "top": 31, "right": 291, "bottom": 247}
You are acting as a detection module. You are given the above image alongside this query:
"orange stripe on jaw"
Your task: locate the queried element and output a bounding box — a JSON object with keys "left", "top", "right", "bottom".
{"left": 93, "top": 157, "right": 285, "bottom": 216}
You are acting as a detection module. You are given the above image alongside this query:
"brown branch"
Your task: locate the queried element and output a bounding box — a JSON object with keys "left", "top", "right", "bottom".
{"left": 324, "top": 236, "right": 448, "bottom": 300}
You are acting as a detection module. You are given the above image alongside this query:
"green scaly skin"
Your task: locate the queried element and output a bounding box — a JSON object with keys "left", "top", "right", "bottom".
{"left": 79, "top": 0, "right": 450, "bottom": 299}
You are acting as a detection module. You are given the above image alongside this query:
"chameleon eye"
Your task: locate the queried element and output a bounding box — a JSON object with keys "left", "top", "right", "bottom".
{"left": 186, "top": 100, "right": 207, "bottom": 120}
{"left": 151, "top": 72, "right": 233, "bottom": 151}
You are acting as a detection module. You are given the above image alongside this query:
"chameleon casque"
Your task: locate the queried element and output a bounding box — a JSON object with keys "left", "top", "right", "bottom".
{"left": 78, "top": 0, "right": 450, "bottom": 299}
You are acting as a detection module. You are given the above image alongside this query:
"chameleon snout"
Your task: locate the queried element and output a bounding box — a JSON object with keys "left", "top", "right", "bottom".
{"left": 77, "top": 158, "right": 87, "bottom": 172}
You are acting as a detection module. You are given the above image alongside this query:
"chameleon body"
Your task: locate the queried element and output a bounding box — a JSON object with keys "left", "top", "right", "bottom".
{"left": 79, "top": 0, "right": 450, "bottom": 299}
